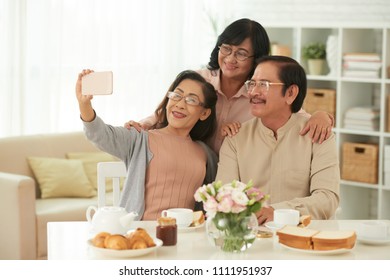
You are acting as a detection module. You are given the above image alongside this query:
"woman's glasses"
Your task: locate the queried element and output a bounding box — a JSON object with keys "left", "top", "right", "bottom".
{"left": 167, "top": 91, "right": 204, "bottom": 107}
{"left": 218, "top": 44, "right": 254, "bottom": 61}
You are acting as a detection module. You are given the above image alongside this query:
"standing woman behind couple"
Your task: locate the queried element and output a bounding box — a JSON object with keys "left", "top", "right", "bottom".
{"left": 126, "top": 18, "right": 334, "bottom": 154}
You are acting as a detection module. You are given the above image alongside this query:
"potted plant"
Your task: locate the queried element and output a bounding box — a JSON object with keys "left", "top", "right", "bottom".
{"left": 302, "top": 42, "right": 326, "bottom": 75}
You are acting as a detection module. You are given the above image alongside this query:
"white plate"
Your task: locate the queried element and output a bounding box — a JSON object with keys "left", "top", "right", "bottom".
{"left": 178, "top": 222, "right": 205, "bottom": 232}
{"left": 357, "top": 235, "right": 390, "bottom": 245}
{"left": 264, "top": 221, "right": 284, "bottom": 231}
{"left": 88, "top": 238, "right": 163, "bottom": 258}
{"left": 279, "top": 243, "right": 352, "bottom": 255}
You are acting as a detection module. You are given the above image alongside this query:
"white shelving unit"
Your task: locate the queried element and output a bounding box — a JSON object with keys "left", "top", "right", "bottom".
{"left": 265, "top": 24, "right": 390, "bottom": 220}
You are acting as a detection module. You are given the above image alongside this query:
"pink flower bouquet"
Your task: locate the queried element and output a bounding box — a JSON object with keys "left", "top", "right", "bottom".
{"left": 194, "top": 180, "right": 269, "bottom": 252}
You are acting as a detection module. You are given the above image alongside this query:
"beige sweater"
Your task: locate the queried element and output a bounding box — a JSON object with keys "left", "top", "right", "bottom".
{"left": 216, "top": 114, "right": 340, "bottom": 219}
{"left": 142, "top": 130, "right": 206, "bottom": 220}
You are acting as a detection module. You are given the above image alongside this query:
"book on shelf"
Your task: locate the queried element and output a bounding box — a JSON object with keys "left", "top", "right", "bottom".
{"left": 344, "top": 118, "right": 379, "bottom": 127}
{"left": 343, "top": 116, "right": 379, "bottom": 131}
{"left": 344, "top": 107, "right": 380, "bottom": 120}
{"left": 343, "top": 60, "right": 382, "bottom": 70}
{"left": 343, "top": 69, "right": 380, "bottom": 78}
{"left": 343, "top": 124, "right": 378, "bottom": 131}
{"left": 343, "top": 52, "right": 381, "bottom": 61}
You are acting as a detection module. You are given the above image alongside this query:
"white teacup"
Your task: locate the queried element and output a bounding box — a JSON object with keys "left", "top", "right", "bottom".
{"left": 274, "top": 209, "right": 300, "bottom": 226}
{"left": 162, "top": 208, "right": 193, "bottom": 228}
{"left": 359, "top": 221, "right": 389, "bottom": 240}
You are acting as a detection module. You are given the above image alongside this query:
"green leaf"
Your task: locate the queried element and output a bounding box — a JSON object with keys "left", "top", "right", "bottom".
{"left": 302, "top": 42, "right": 326, "bottom": 59}
{"left": 249, "top": 202, "right": 261, "bottom": 213}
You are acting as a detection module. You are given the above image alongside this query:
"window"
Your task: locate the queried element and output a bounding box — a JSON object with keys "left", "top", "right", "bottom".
{"left": 0, "top": 0, "right": 215, "bottom": 137}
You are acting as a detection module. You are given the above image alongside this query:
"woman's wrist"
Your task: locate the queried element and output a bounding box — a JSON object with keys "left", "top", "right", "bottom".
{"left": 79, "top": 106, "right": 96, "bottom": 122}
{"left": 327, "top": 113, "right": 335, "bottom": 127}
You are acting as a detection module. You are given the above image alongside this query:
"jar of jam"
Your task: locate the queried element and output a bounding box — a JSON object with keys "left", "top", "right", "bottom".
{"left": 156, "top": 217, "right": 177, "bottom": 246}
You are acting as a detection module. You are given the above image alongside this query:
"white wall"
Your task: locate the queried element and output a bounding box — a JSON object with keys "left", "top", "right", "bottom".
{"left": 232, "top": 0, "right": 390, "bottom": 26}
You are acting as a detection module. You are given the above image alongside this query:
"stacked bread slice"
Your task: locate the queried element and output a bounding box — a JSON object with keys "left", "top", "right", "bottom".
{"left": 277, "top": 225, "right": 356, "bottom": 251}
{"left": 277, "top": 226, "right": 319, "bottom": 250}
{"left": 312, "top": 230, "right": 356, "bottom": 250}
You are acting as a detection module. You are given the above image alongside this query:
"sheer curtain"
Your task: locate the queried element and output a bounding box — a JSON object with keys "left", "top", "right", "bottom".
{"left": 0, "top": 0, "right": 225, "bottom": 137}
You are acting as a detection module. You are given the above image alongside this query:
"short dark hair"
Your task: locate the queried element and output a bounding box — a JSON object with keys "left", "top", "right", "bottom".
{"left": 152, "top": 70, "right": 217, "bottom": 141}
{"left": 255, "top": 56, "right": 307, "bottom": 113}
{"left": 207, "top": 18, "right": 270, "bottom": 79}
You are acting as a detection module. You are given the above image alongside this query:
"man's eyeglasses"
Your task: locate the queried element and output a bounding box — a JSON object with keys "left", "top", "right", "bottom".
{"left": 218, "top": 44, "right": 254, "bottom": 61}
{"left": 167, "top": 91, "right": 204, "bottom": 107}
{"left": 244, "top": 80, "right": 285, "bottom": 93}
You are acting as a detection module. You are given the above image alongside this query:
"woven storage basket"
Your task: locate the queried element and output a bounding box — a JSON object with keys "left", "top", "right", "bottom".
{"left": 303, "top": 88, "right": 336, "bottom": 121}
{"left": 342, "top": 142, "right": 378, "bottom": 184}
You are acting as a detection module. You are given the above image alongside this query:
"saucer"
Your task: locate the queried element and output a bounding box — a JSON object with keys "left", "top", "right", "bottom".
{"left": 178, "top": 222, "right": 205, "bottom": 232}
{"left": 264, "top": 221, "right": 284, "bottom": 231}
{"left": 357, "top": 235, "right": 390, "bottom": 245}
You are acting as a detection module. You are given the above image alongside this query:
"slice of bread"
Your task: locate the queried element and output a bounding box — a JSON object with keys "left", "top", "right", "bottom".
{"left": 191, "top": 211, "right": 205, "bottom": 227}
{"left": 298, "top": 215, "right": 311, "bottom": 227}
{"left": 312, "top": 230, "right": 356, "bottom": 250}
{"left": 277, "top": 226, "right": 357, "bottom": 251}
{"left": 277, "top": 225, "right": 319, "bottom": 241}
{"left": 276, "top": 226, "right": 319, "bottom": 249}
{"left": 278, "top": 237, "right": 313, "bottom": 250}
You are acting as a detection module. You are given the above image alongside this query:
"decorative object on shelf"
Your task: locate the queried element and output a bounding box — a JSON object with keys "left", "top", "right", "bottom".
{"left": 194, "top": 180, "right": 268, "bottom": 253}
{"left": 343, "top": 107, "right": 379, "bottom": 131}
{"left": 303, "top": 88, "right": 336, "bottom": 123}
{"left": 326, "top": 35, "right": 338, "bottom": 76}
{"left": 341, "top": 142, "right": 378, "bottom": 184}
{"left": 302, "top": 42, "right": 326, "bottom": 75}
{"left": 271, "top": 43, "right": 291, "bottom": 57}
{"left": 342, "top": 52, "right": 381, "bottom": 78}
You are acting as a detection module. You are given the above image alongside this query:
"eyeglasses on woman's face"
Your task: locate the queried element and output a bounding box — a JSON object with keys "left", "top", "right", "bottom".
{"left": 218, "top": 44, "right": 254, "bottom": 61}
{"left": 244, "top": 80, "right": 285, "bottom": 93}
{"left": 167, "top": 91, "right": 204, "bottom": 107}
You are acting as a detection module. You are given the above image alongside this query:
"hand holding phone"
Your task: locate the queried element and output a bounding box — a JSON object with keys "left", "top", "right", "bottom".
{"left": 82, "top": 71, "right": 113, "bottom": 95}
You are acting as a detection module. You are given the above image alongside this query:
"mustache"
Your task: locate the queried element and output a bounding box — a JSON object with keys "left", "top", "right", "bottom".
{"left": 250, "top": 95, "right": 263, "bottom": 104}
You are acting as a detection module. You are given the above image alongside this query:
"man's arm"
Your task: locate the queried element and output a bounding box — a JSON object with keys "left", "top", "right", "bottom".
{"left": 271, "top": 133, "right": 340, "bottom": 219}
{"left": 215, "top": 137, "right": 240, "bottom": 183}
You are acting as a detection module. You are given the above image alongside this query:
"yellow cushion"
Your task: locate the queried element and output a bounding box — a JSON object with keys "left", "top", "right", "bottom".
{"left": 28, "top": 157, "right": 96, "bottom": 199}
{"left": 66, "top": 152, "right": 121, "bottom": 192}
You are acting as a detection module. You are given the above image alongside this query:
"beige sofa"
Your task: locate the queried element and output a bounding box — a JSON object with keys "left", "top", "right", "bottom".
{"left": 0, "top": 131, "right": 115, "bottom": 260}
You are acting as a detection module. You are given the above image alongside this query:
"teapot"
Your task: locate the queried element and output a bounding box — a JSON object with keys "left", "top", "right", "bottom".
{"left": 86, "top": 206, "right": 138, "bottom": 234}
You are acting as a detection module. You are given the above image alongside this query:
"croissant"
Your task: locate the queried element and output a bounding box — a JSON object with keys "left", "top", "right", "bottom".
{"left": 134, "top": 228, "right": 156, "bottom": 247}
{"left": 128, "top": 239, "right": 148, "bottom": 249}
{"left": 91, "top": 228, "right": 155, "bottom": 250}
{"left": 92, "top": 232, "right": 110, "bottom": 248}
{"left": 104, "top": 234, "right": 129, "bottom": 250}
{"left": 126, "top": 228, "right": 156, "bottom": 248}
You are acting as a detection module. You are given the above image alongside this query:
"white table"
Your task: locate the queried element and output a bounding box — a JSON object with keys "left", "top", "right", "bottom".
{"left": 47, "top": 220, "right": 390, "bottom": 260}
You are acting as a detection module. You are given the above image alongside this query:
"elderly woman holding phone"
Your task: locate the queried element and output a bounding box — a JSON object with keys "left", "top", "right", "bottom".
{"left": 124, "top": 18, "right": 334, "bottom": 154}
{"left": 76, "top": 69, "right": 218, "bottom": 220}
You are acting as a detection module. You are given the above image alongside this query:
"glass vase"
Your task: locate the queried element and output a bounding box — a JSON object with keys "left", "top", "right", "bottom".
{"left": 206, "top": 212, "right": 258, "bottom": 253}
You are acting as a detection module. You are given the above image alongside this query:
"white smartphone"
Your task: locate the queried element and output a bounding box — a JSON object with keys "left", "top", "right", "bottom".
{"left": 82, "top": 71, "right": 113, "bottom": 95}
